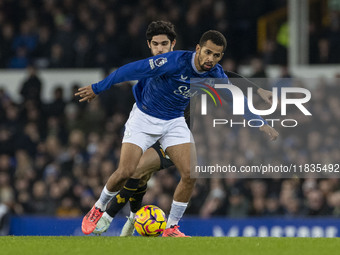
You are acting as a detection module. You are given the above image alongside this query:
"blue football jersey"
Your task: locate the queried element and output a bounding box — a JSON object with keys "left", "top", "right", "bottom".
{"left": 92, "top": 50, "right": 264, "bottom": 122}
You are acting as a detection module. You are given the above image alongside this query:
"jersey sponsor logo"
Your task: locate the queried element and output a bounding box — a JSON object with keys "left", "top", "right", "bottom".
{"left": 149, "top": 59, "right": 155, "bottom": 70}
{"left": 154, "top": 57, "right": 167, "bottom": 67}
{"left": 173, "top": 85, "right": 198, "bottom": 98}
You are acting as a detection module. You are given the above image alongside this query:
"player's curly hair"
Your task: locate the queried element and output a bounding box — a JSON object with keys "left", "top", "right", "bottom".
{"left": 199, "top": 30, "right": 227, "bottom": 52}
{"left": 146, "top": 21, "right": 176, "bottom": 42}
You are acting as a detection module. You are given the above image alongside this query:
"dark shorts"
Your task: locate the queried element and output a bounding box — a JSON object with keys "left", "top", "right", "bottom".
{"left": 151, "top": 141, "right": 174, "bottom": 169}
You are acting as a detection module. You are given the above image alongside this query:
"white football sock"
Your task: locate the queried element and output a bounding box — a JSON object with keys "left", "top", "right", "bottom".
{"left": 95, "top": 185, "right": 118, "bottom": 211}
{"left": 166, "top": 200, "right": 188, "bottom": 229}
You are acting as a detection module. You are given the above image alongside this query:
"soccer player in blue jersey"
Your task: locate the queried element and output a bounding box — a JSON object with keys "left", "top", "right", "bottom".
{"left": 76, "top": 29, "right": 279, "bottom": 237}
{"left": 94, "top": 21, "right": 182, "bottom": 236}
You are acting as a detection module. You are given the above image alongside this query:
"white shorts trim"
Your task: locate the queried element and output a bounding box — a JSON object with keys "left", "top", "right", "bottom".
{"left": 122, "top": 104, "right": 193, "bottom": 152}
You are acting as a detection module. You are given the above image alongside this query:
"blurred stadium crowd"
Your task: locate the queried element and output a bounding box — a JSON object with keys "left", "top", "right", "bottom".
{"left": 1, "top": 0, "right": 339, "bottom": 68}
{"left": 0, "top": 65, "right": 340, "bottom": 221}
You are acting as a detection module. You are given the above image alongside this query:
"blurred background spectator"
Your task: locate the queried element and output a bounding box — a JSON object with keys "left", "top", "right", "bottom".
{"left": 0, "top": 0, "right": 339, "bottom": 68}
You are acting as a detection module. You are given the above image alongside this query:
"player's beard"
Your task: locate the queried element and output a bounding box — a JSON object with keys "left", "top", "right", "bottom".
{"left": 198, "top": 51, "right": 213, "bottom": 71}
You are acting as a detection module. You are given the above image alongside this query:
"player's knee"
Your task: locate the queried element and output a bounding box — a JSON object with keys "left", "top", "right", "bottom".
{"left": 138, "top": 177, "right": 148, "bottom": 187}
{"left": 180, "top": 170, "right": 196, "bottom": 185}
{"left": 133, "top": 167, "right": 146, "bottom": 179}
{"left": 135, "top": 161, "right": 155, "bottom": 180}
{"left": 178, "top": 166, "right": 191, "bottom": 179}
{"left": 115, "top": 166, "right": 135, "bottom": 181}
{"left": 135, "top": 159, "right": 149, "bottom": 176}
{"left": 140, "top": 172, "right": 151, "bottom": 184}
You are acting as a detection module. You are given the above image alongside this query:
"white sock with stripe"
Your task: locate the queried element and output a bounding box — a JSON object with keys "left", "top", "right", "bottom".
{"left": 166, "top": 200, "right": 188, "bottom": 229}
{"left": 95, "top": 185, "right": 118, "bottom": 211}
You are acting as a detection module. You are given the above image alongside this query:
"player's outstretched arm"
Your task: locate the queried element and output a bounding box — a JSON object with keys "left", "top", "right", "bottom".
{"left": 74, "top": 85, "right": 96, "bottom": 103}
{"left": 257, "top": 88, "right": 273, "bottom": 105}
{"left": 259, "top": 124, "right": 279, "bottom": 141}
{"left": 225, "top": 71, "right": 273, "bottom": 105}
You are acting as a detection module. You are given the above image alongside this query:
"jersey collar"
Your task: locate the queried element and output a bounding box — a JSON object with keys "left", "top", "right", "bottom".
{"left": 191, "top": 52, "right": 206, "bottom": 75}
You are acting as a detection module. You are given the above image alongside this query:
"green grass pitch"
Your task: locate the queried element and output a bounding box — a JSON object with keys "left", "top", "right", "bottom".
{"left": 1, "top": 236, "right": 340, "bottom": 255}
